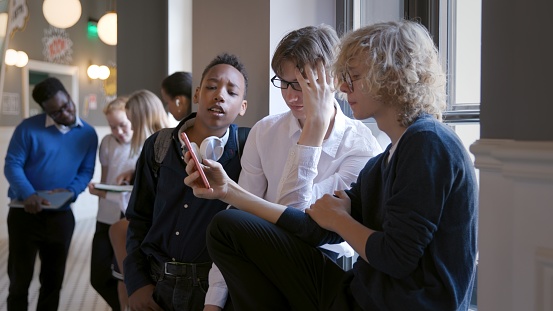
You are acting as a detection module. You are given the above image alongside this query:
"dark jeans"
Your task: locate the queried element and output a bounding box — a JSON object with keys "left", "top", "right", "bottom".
{"left": 206, "top": 209, "right": 362, "bottom": 311}
{"left": 91, "top": 221, "right": 120, "bottom": 310}
{"left": 149, "top": 259, "right": 234, "bottom": 311}
{"left": 7, "top": 208, "right": 75, "bottom": 311}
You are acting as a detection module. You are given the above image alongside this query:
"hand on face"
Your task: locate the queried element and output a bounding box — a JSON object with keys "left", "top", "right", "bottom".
{"left": 295, "top": 60, "right": 336, "bottom": 126}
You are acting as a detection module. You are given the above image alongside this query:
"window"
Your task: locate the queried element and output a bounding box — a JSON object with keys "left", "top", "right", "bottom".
{"left": 337, "top": 0, "right": 482, "bottom": 153}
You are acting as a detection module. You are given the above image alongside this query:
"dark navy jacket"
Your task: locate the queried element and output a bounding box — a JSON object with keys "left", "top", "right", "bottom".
{"left": 278, "top": 114, "right": 478, "bottom": 311}
{"left": 124, "top": 114, "right": 243, "bottom": 296}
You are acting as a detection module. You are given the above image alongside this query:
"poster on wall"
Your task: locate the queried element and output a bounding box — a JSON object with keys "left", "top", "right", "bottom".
{"left": 42, "top": 26, "right": 73, "bottom": 64}
{"left": 7, "top": 0, "right": 28, "bottom": 36}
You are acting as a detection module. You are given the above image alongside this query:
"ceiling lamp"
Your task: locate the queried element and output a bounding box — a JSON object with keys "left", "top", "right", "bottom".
{"left": 43, "top": 0, "right": 82, "bottom": 29}
{"left": 15, "top": 51, "right": 29, "bottom": 67}
{"left": 97, "top": 12, "right": 117, "bottom": 45}
{"left": 4, "top": 49, "right": 18, "bottom": 66}
{"left": 5, "top": 49, "right": 28, "bottom": 67}
{"left": 88, "top": 64, "right": 111, "bottom": 80}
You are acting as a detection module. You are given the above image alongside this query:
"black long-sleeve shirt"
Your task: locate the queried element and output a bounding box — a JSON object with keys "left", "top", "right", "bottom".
{"left": 124, "top": 116, "right": 242, "bottom": 296}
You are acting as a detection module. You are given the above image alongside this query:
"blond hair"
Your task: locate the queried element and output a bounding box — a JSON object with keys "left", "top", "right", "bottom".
{"left": 334, "top": 20, "right": 446, "bottom": 127}
{"left": 125, "top": 90, "right": 170, "bottom": 156}
{"left": 103, "top": 96, "right": 129, "bottom": 115}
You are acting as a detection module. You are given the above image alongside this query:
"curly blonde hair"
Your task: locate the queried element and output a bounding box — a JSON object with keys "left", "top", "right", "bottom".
{"left": 333, "top": 20, "right": 446, "bottom": 127}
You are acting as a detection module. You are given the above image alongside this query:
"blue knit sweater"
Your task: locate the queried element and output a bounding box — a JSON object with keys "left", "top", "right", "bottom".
{"left": 4, "top": 114, "right": 98, "bottom": 210}
{"left": 277, "top": 115, "right": 478, "bottom": 310}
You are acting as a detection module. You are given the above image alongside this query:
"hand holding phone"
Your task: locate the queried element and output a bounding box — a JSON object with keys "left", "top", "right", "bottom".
{"left": 181, "top": 132, "right": 211, "bottom": 189}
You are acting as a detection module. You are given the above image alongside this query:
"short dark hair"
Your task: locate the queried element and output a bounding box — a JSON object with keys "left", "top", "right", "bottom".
{"left": 200, "top": 53, "right": 248, "bottom": 97}
{"left": 161, "top": 71, "right": 193, "bottom": 101}
{"left": 32, "top": 77, "right": 69, "bottom": 106}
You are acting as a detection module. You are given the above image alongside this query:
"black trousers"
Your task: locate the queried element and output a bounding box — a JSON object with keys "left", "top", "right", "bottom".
{"left": 206, "top": 209, "right": 363, "bottom": 311}
{"left": 7, "top": 208, "right": 75, "bottom": 311}
{"left": 91, "top": 221, "right": 120, "bottom": 310}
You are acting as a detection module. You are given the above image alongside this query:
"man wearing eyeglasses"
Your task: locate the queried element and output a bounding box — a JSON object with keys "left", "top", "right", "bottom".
{"left": 4, "top": 77, "right": 98, "bottom": 311}
{"left": 204, "top": 25, "right": 382, "bottom": 311}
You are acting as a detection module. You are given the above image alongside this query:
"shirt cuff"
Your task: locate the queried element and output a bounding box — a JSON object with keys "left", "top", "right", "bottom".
{"left": 204, "top": 286, "right": 228, "bottom": 308}
{"left": 292, "top": 144, "right": 321, "bottom": 167}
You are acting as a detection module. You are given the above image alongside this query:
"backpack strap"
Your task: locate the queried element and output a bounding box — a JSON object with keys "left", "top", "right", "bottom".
{"left": 152, "top": 128, "right": 174, "bottom": 178}
{"left": 236, "top": 127, "right": 251, "bottom": 159}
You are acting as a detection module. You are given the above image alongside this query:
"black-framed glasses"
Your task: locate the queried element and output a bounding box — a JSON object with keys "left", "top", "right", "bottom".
{"left": 47, "top": 102, "right": 71, "bottom": 119}
{"left": 271, "top": 75, "right": 302, "bottom": 91}
{"left": 342, "top": 72, "right": 354, "bottom": 93}
{"left": 342, "top": 71, "right": 362, "bottom": 93}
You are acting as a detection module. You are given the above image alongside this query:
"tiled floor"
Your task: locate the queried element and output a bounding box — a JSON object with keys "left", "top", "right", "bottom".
{"left": 0, "top": 217, "right": 111, "bottom": 311}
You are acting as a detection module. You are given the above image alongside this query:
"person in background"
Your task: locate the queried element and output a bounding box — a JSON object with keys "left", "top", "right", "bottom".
{"left": 161, "top": 71, "right": 193, "bottom": 122}
{"left": 185, "top": 20, "right": 478, "bottom": 311}
{"left": 102, "top": 90, "right": 170, "bottom": 311}
{"left": 4, "top": 77, "right": 98, "bottom": 311}
{"left": 204, "top": 24, "right": 382, "bottom": 310}
{"left": 124, "top": 53, "right": 248, "bottom": 311}
{"left": 87, "top": 96, "right": 135, "bottom": 311}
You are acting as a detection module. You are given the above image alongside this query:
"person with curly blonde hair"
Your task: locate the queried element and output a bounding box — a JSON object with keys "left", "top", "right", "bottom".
{"left": 185, "top": 20, "right": 478, "bottom": 310}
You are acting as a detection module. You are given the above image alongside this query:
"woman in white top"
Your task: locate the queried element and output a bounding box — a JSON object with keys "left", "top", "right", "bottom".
{"left": 90, "top": 90, "right": 170, "bottom": 311}
{"left": 88, "top": 97, "right": 137, "bottom": 310}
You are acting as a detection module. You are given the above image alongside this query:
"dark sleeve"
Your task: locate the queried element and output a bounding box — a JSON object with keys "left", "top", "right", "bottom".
{"left": 275, "top": 207, "right": 343, "bottom": 246}
{"left": 123, "top": 134, "right": 158, "bottom": 296}
{"left": 365, "top": 131, "right": 451, "bottom": 279}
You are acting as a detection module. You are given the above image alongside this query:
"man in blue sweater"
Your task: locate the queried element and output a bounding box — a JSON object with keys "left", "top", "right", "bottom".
{"left": 4, "top": 77, "right": 98, "bottom": 311}
{"left": 185, "top": 20, "right": 478, "bottom": 311}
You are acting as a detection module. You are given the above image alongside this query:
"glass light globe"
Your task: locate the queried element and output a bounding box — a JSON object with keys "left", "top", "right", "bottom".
{"left": 97, "top": 12, "right": 117, "bottom": 45}
{"left": 87, "top": 64, "right": 100, "bottom": 79}
{"left": 4, "top": 49, "right": 18, "bottom": 66}
{"left": 98, "top": 65, "right": 110, "bottom": 80}
{"left": 15, "top": 51, "right": 28, "bottom": 67}
{"left": 43, "top": 0, "right": 82, "bottom": 29}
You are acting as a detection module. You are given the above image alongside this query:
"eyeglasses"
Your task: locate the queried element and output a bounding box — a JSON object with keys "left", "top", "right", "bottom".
{"left": 271, "top": 75, "right": 302, "bottom": 91}
{"left": 342, "top": 71, "right": 362, "bottom": 93}
{"left": 47, "top": 102, "right": 71, "bottom": 119}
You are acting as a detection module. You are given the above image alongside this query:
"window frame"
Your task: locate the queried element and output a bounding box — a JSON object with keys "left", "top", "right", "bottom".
{"left": 338, "top": 0, "right": 481, "bottom": 124}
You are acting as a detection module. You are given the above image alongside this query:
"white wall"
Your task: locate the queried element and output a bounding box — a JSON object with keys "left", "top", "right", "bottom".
{"left": 168, "top": 0, "right": 192, "bottom": 74}
{"left": 268, "top": 0, "right": 336, "bottom": 116}
{"left": 472, "top": 139, "right": 553, "bottom": 310}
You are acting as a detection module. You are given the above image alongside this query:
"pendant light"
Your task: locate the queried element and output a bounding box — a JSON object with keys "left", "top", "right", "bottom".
{"left": 43, "top": 0, "right": 82, "bottom": 29}
{"left": 97, "top": 0, "right": 117, "bottom": 45}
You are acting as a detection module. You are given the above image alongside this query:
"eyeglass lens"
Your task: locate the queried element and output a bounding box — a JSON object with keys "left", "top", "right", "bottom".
{"left": 271, "top": 76, "right": 302, "bottom": 91}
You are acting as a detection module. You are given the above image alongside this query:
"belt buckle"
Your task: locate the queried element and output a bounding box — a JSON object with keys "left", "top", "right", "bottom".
{"left": 164, "top": 262, "right": 176, "bottom": 276}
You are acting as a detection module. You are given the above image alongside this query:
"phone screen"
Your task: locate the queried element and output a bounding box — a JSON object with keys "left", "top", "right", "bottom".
{"left": 181, "top": 132, "right": 211, "bottom": 189}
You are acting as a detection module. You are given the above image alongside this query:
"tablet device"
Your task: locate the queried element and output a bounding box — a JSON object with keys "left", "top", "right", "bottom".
{"left": 8, "top": 190, "right": 73, "bottom": 209}
{"left": 181, "top": 132, "right": 211, "bottom": 189}
{"left": 94, "top": 184, "right": 134, "bottom": 192}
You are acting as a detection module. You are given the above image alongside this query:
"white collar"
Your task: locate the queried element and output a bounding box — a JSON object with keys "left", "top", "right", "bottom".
{"left": 45, "top": 114, "right": 83, "bottom": 134}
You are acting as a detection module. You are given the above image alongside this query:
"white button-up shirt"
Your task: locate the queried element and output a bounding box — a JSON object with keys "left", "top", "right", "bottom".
{"left": 205, "top": 103, "right": 383, "bottom": 307}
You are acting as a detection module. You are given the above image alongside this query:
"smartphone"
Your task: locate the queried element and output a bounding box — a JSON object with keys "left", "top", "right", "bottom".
{"left": 181, "top": 132, "right": 211, "bottom": 189}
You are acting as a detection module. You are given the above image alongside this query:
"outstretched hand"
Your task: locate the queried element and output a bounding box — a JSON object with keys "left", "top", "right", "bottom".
{"left": 183, "top": 151, "right": 231, "bottom": 201}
